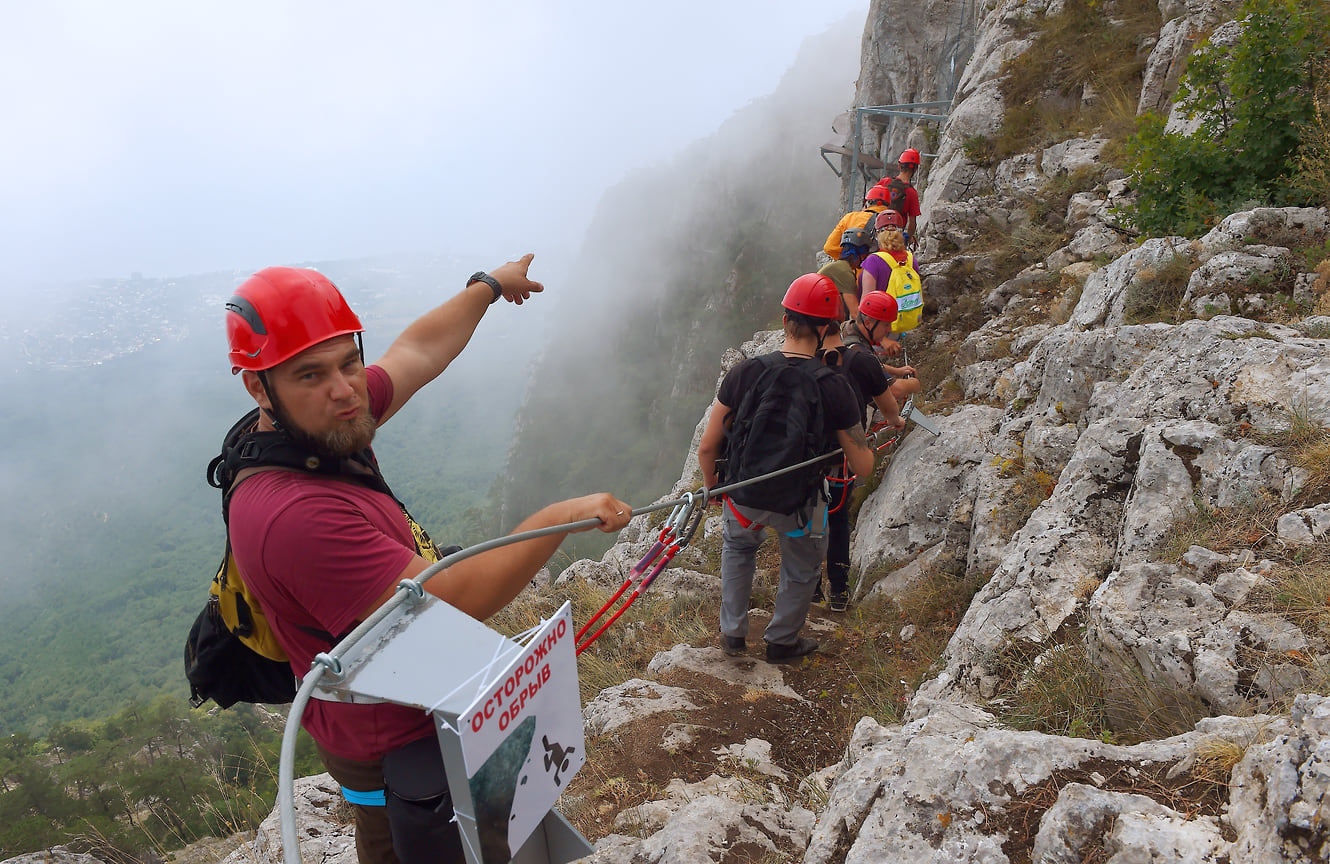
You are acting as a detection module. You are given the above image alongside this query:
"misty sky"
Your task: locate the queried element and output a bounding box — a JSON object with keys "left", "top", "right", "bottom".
{"left": 1, "top": 1, "right": 868, "bottom": 294}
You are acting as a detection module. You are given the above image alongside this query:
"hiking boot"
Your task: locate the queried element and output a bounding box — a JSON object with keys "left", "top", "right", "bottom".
{"left": 722, "top": 636, "right": 747, "bottom": 657}
{"left": 765, "top": 637, "right": 818, "bottom": 663}
{"left": 811, "top": 584, "right": 825, "bottom": 605}
{"left": 829, "top": 592, "right": 849, "bottom": 613}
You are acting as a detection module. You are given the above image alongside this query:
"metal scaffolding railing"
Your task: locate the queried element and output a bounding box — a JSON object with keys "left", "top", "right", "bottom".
{"left": 847, "top": 102, "right": 951, "bottom": 203}
{"left": 828, "top": 0, "right": 978, "bottom": 202}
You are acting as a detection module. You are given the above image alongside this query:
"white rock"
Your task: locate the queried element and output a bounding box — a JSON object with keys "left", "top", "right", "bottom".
{"left": 1031, "top": 783, "right": 1228, "bottom": 863}
{"left": 1229, "top": 694, "right": 1330, "bottom": 862}
{"left": 588, "top": 794, "right": 814, "bottom": 864}
{"left": 646, "top": 644, "right": 803, "bottom": 701}
{"left": 583, "top": 679, "right": 700, "bottom": 737}
{"left": 713, "top": 738, "right": 788, "bottom": 780}
{"left": 1070, "top": 236, "right": 1195, "bottom": 329}
{"left": 852, "top": 406, "right": 1004, "bottom": 575}
{"left": 1276, "top": 503, "right": 1330, "bottom": 544}
{"left": 222, "top": 774, "right": 356, "bottom": 864}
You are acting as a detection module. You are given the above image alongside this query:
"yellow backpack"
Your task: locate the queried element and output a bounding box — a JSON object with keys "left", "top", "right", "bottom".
{"left": 873, "top": 250, "right": 923, "bottom": 333}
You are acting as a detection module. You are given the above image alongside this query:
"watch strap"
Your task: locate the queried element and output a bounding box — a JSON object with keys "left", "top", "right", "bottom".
{"left": 467, "top": 271, "right": 503, "bottom": 304}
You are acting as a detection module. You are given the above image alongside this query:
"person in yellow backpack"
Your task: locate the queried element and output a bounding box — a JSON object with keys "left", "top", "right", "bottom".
{"left": 859, "top": 210, "right": 924, "bottom": 354}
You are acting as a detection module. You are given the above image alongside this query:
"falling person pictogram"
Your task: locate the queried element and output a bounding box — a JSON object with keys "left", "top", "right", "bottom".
{"left": 542, "top": 734, "right": 575, "bottom": 786}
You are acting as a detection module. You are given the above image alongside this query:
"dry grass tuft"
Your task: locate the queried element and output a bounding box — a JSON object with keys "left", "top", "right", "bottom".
{"left": 991, "top": 444, "right": 1059, "bottom": 526}
{"left": 1160, "top": 491, "right": 1287, "bottom": 561}
{"left": 1247, "top": 551, "right": 1330, "bottom": 645}
{"left": 994, "top": 0, "right": 1161, "bottom": 159}
{"left": 1193, "top": 737, "right": 1248, "bottom": 784}
{"left": 828, "top": 561, "right": 990, "bottom": 725}
{"left": 1123, "top": 254, "right": 1195, "bottom": 323}
{"left": 988, "top": 637, "right": 1113, "bottom": 741}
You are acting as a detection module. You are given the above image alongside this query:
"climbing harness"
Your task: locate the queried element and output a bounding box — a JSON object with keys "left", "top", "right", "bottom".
{"left": 575, "top": 491, "right": 707, "bottom": 655}
{"left": 826, "top": 459, "right": 856, "bottom": 514}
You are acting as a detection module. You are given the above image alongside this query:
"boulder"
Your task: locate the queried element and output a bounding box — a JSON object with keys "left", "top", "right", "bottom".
{"left": 588, "top": 791, "right": 814, "bottom": 864}
{"left": 1082, "top": 317, "right": 1330, "bottom": 434}
{"left": 1087, "top": 561, "right": 1321, "bottom": 719}
{"left": 916, "top": 418, "right": 1144, "bottom": 702}
{"left": 1031, "top": 783, "right": 1229, "bottom": 863}
{"left": 222, "top": 774, "right": 356, "bottom": 864}
{"left": 806, "top": 700, "right": 1271, "bottom": 864}
{"left": 1069, "top": 236, "right": 1195, "bottom": 329}
{"left": 1116, "top": 420, "right": 1290, "bottom": 564}
{"left": 1277, "top": 503, "right": 1330, "bottom": 544}
{"left": 1198, "top": 207, "right": 1330, "bottom": 255}
{"left": 583, "top": 679, "right": 700, "bottom": 737}
{"left": 851, "top": 406, "right": 1004, "bottom": 575}
{"left": 1228, "top": 694, "right": 1330, "bottom": 862}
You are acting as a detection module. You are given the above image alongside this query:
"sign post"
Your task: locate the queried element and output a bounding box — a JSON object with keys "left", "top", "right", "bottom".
{"left": 315, "top": 597, "right": 592, "bottom": 864}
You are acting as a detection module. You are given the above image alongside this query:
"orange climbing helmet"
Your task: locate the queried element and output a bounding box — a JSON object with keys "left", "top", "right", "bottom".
{"left": 225, "top": 267, "right": 363, "bottom": 373}
{"left": 899, "top": 148, "right": 921, "bottom": 166}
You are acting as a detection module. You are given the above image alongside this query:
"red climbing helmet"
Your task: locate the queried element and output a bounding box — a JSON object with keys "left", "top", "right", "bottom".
{"left": 859, "top": 291, "right": 900, "bottom": 324}
{"left": 899, "top": 148, "right": 921, "bottom": 166}
{"left": 864, "top": 185, "right": 891, "bottom": 206}
{"left": 781, "top": 274, "right": 840, "bottom": 322}
{"left": 226, "top": 267, "right": 363, "bottom": 373}
{"left": 874, "top": 209, "right": 907, "bottom": 231}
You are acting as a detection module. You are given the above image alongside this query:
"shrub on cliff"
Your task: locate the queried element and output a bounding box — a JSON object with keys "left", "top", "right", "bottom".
{"left": 1122, "top": 0, "right": 1330, "bottom": 237}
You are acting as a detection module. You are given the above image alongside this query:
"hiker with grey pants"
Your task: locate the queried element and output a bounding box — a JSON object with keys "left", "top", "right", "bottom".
{"left": 696, "top": 274, "right": 874, "bottom": 663}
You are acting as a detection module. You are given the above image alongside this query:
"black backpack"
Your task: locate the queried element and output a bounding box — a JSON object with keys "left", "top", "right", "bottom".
{"left": 883, "top": 176, "right": 910, "bottom": 216}
{"left": 723, "top": 353, "right": 839, "bottom": 514}
{"left": 184, "top": 409, "right": 451, "bottom": 709}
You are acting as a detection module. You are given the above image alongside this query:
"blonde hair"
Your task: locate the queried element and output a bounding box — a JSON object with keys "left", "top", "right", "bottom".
{"left": 877, "top": 226, "right": 906, "bottom": 253}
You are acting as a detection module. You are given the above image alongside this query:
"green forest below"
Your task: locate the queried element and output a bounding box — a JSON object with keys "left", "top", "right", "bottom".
{"left": 0, "top": 695, "right": 323, "bottom": 859}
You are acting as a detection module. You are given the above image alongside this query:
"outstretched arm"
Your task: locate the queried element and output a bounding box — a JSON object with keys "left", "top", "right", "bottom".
{"left": 375, "top": 254, "right": 544, "bottom": 423}
{"left": 367, "top": 493, "right": 632, "bottom": 621}
{"left": 872, "top": 388, "right": 905, "bottom": 430}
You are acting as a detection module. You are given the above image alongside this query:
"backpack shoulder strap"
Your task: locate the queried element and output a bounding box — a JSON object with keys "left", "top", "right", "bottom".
{"left": 212, "top": 411, "right": 395, "bottom": 519}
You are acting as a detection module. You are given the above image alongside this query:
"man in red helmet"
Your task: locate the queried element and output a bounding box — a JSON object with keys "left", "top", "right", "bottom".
{"left": 813, "top": 290, "right": 916, "bottom": 612}
{"left": 845, "top": 289, "right": 922, "bottom": 405}
{"left": 870, "top": 148, "right": 923, "bottom": 250}
{"left": 223, "top": 256, "right": 631, "bottom": 864}
{"left": 696, "top": 274, "right": 874, "bottom": 663}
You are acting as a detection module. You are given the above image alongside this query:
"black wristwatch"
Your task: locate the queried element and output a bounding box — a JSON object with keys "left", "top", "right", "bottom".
{"left": 467, "top": 271, "right": 503, "bottom": 304}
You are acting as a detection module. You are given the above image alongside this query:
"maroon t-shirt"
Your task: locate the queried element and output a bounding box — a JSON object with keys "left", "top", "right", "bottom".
{"left": 228, "top": 365, "right": 433, "bottom": 761}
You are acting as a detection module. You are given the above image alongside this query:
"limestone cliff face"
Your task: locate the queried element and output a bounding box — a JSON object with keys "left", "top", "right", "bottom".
{"left": 846, "top": 0, "right": 981, "bottom": 203}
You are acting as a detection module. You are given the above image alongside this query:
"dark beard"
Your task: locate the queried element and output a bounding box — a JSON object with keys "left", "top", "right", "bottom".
{"left": 267, "top": 392, "right": 376, "bottom": 458}
{"left": 294, "top": 412, "right": 377, "bottom": 457}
